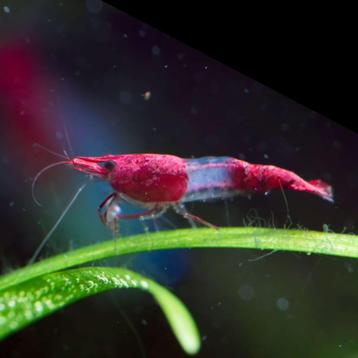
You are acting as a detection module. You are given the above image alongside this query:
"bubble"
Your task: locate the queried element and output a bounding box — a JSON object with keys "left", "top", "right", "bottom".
{"left": 3, "top": 6, "right": 10, "bottom": 14}
{"left": 35, "top": 301, "right": 44, "bottom": 313}
{"left": 238, "top": 284, "right": 254, "bottom": 301}
{"left": 276, "top": 297, "right": 289, "bottom": 311}
{"left": 151, "top": 45, "right": 160, "bottom": 56}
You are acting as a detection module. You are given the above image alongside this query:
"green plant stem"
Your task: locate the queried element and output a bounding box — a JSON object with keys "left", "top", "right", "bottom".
{"left": 1, "top": 227, "right": 357, "bottom": 291}
{"left": 0, "top": 267, "right": 200, "bottom": 355}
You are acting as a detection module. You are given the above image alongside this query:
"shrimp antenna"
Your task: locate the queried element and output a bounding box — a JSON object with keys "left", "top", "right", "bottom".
{"left": 32, "top": 160, "right": 70, "bottom": 207}
{"left": 32, "top": 143, "right": 70, "bottom": 160}
{"left": 28, "top": 182, "right": 87, "bottom": 265}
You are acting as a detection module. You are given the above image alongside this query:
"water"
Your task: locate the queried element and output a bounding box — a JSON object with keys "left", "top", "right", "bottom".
{"left": 0, "top": 2, "right": 357, "bottom": 357}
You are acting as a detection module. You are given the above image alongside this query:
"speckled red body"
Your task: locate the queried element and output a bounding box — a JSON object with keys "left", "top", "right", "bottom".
{"left": 71, "top": 153, "right": 333, "bottom": 205}
{"left": 72, "top": 154, "right": 188, "bottom": 203}
{"left": 231, "top": 160, "right": 333, "bottom": 201}
{"left": 67, "top": 153, "right": 334, "bottom": 231}
{"left": 108, "top": 154, "right": 188, "bottom": 203}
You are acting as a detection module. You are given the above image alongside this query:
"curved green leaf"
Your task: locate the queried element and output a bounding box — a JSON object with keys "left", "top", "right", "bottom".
{"left": 1, "top": 227, "right": 357, "bottom": 291}
{"left": 0, "top": 267, "right": 200, "bottom": 355}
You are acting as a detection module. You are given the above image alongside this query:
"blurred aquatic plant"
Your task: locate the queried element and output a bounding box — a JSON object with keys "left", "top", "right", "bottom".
{"left": 0, "top": 227, "right": 358, "bottom": 355}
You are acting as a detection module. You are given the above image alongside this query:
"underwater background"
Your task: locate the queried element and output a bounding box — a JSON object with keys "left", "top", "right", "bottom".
{"left": 0, "top": 1, "right": 357, "bottom": 357}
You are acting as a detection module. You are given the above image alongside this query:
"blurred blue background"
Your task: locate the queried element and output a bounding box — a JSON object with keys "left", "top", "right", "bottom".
{"left": 0, "top": 1, "right": 357, "bottom": 357}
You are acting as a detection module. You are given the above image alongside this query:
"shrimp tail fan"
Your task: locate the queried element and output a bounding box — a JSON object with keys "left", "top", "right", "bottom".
{"left": 308, "top": 179, "right": 334, "bottom": 203}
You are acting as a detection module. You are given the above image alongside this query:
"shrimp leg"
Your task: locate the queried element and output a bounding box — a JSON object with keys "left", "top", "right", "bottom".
{"left": 98, "top": 192, "right": 118, "bottom": 225}
{"left": 173, "top": 203, "right": 218, "bottom": 229}
{"left": 98, "top": 192, "right": 169, "bottom": 233}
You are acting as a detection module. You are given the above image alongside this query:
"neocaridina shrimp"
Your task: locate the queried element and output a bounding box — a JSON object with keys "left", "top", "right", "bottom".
{"left": 43, "top": 153, "right": 334, "bottom": 228}
{"left": 30, "top": 153, "right": 333, "bottom": 263}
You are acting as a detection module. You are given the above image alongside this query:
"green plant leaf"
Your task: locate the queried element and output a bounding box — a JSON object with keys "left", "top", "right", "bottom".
{"left": 1, "top": 227, "right": 357, "bottom": 355}
{"left": 0, "top": 267, "right": 200, "bottom": 355}
{"left": 1, "top": 227, "right": 357, "bottom": 292}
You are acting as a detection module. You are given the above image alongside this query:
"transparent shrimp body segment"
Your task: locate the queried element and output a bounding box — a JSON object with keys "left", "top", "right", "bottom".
{"left": 183, "top": 156, "right": 241, "bottom": 203}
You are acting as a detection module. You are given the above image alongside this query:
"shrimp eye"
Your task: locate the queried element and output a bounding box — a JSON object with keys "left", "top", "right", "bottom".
{"left": 99, "top": 160, "right": 116, "bottom": 171}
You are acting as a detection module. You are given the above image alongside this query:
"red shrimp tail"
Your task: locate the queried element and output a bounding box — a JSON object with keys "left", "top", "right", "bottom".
{"left": 232, "top": 161, "right": 335, "bottom": 203}
{"left": 308, "top": 179, "right": 334, "bottom": 203}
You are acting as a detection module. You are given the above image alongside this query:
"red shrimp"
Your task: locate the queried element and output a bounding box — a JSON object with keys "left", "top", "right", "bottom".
{"left": 67, "top": 154, "right": 333, "bottom": 230}
{"left": 30, "top": 153, "right": 333, "bottom": 263}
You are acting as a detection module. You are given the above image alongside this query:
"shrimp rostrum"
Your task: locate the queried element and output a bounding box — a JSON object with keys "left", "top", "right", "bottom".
{"left": 66, "top": 153, "right": 333, "bottom": 231}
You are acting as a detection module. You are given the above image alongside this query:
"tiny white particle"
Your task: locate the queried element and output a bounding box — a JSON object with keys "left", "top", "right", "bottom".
{"left": 142, "top": 91, "right": 151, "bottom": 101}
{"left": 151, "top": 45, "right": 160, "bottom": 56}
{"left": 3, "top": 6, "right": 10, "bottom": 14}
{"left": 276, "top": 297, "right": 289, "bottom": 311}
{"left": 140, "top": 280, "right": 149, "bottom": 289}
